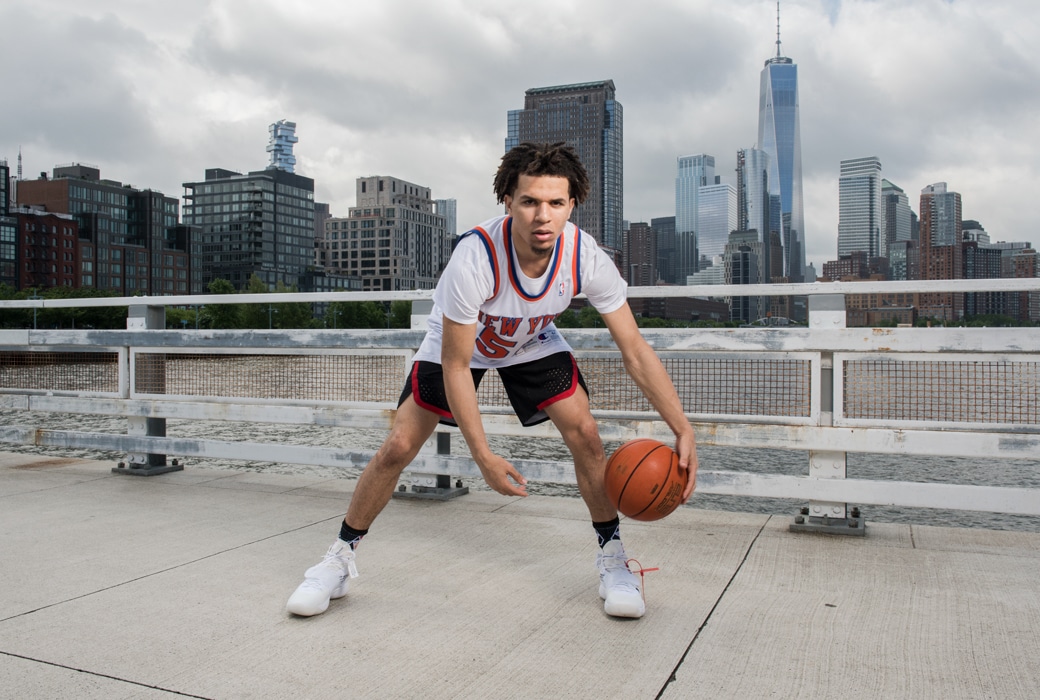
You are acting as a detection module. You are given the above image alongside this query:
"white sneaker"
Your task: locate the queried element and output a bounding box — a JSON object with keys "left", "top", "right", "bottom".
{"left": 286, "top": 539, "right": 358, "bottom": 617}
{"left": 597, "top": 540, "right": 645, "bottom": 618}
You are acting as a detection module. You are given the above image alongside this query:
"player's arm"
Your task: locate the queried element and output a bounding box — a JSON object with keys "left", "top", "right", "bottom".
{"left": 600, "top": 303, "right": 698, "bottom": 500}
{"left": 441, "top": 317, "right": 528, "bottom": 497}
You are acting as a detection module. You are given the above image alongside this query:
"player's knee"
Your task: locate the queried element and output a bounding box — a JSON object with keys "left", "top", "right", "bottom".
{"left": 373, "top": 432, "right": 421, "bottom": 473}
{"left": 569, "top": 414, "right": 605, "bottom": 458}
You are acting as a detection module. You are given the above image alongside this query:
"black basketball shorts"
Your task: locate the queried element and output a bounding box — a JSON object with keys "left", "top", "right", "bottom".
{"left": 399, "top": 350, "right": 589, "bottom": 427}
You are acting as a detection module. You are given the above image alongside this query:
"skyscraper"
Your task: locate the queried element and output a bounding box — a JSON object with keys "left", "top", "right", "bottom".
{"left": 505, "top": 81, "right": 623, "bottom": 251}
{"left": 757, "top": 7, "right": 805, "bottom": 281}
{"left": 837, "top": 156, "right": 883, "bottom": 259}
{"left": 737, "top": 146, "right": 780, "bottom": 285}
{"left": 675, "top": 154, "right": 714, "bottom": 280}
{"left": 882, "top": 179, "right": 912, "bottom": 250}
{"left": 651, "top": 215, "right": 677, "bottom": 284}
{"left": 697, "top": 181, "right": 738, "bottom": 263}
{"left": 919, "top": 182, "right": 963, "bottom": 319}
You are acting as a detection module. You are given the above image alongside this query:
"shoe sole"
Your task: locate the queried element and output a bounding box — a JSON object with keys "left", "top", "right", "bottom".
{"left": 599, "top": 584, "right": 645, "bottom": 618}
{"left": 286, "top": 583, "right": 348, "bottom": 617}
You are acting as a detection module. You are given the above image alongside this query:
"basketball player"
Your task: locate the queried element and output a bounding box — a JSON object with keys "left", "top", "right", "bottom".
{"left": 287, "top": 142, "right": 697, "bottom": 619}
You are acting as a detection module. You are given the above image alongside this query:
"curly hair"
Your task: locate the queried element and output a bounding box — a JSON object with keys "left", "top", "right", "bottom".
{"left": 493, "top": 142, "right": 591, "bottom": 204}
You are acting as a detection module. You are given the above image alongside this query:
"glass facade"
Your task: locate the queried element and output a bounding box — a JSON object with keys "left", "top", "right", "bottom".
{"left": 882, "top": 179, "right": 912, "bottom": 250}
{"left": 758, "top": 58, "right": 805, "bottom": 281}
{"left": 183, "top": 168, "right": 314, "bottom": 293}
{"left": 697, "top": 183, "right": 737, "bottom": 262}
{"left": 837, "top": 156, "right": 883, "bottom": 259}
{"left": 920, "top": 183, "right": 960, "bottom": 247}
{"left": 651, "top": 215, "right": 677, "bottom": 285}
{"left": 675, "top": 154, "right": 714, "bottom": 280}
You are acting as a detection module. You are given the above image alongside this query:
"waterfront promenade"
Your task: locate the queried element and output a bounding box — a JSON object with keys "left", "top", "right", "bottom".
{"left": 2, "top": 450, "right": 1038, "bottom": 699}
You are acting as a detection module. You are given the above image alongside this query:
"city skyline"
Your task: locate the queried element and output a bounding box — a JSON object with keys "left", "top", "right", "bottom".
{"left": 2, "top": 1, "right": 1038, "bottom": 273}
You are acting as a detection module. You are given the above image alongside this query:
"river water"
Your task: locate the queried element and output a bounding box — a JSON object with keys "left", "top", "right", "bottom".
{"left": 3, "top": 408, "right": 1039, "bottom": 533}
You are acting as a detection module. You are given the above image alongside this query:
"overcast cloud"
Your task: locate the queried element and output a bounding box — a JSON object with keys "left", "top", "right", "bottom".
{"left": 2, "top": 0, "right": 1038, "bottom": 271}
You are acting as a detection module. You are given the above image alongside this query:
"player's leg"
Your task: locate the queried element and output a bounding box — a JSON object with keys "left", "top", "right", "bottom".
{"left": 345, "top": 395, "right": 442, "bottom": 529}
{"left": 543, "top": 388, "right": 645, "bottom": 618}
{"left": 502, "top": 352, "right": 645, "bottom": 618}
{"left": 541, "top": 385, "right": 613, "bottom": 521}
{"left": 286, "top": 389, "right": 442, "bottom": 617}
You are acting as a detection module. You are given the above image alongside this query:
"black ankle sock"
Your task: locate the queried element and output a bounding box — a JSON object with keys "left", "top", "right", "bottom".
{"left": 592, "top": 516, "right": 621, "bottom": 548}
{"left": 339, "top": 521, "right": 369, "bottom": 550}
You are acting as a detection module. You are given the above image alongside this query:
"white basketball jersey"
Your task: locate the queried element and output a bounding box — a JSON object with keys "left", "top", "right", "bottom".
{"left": 413, "top": 215, "right": 627, "bottom": 369}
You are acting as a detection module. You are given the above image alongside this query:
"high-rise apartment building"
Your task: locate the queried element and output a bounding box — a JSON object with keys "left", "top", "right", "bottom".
{"left": 919, "top": 182, "right": 963, "bottom": 319}
{"left": 882, "top": 179, "right": 912, "bottom": 251}
{"left": 506, "top": 81, "right": 623, "bottom": 251}
{"left": 17, "top": 164, "right": 189, "bottom": 295}
{"left": 920, "top": 182, "right": 961, "bottom": 247}
{"left": 624, "top": 221, "right": 657, "bottom": 287}
{"left": 183, "top": 167, "right": 314, "bottom": 293}
{"left": 325, "top": 176, "right": 450, "bottom": 292}
{"left": 757, "top": 15, "right": 805, "bottom": 281}
{"left": 675, "top": 154, "right": 714, "bottom": 279}
{"left": 837, "top": 156, "right": 884, "bottom": 259}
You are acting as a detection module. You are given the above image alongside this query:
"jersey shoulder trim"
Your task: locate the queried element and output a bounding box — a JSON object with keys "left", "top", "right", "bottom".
{"left": 458, "top": 225, "right": 500, "bottom": 300}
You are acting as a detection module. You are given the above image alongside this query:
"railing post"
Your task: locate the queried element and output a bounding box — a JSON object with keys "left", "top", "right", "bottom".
{"left": 113, "top": 304, "right": 183, "bottom": 477}
{"left": 791, "top": 294, "right": 864, "bottom": 535}
{"left": 393, "top": 430, "right": 469, "bottom": 501}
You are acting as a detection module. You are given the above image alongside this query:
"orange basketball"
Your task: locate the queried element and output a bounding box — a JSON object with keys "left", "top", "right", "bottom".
{"left": 604, "top": 439, "right": 687, "bottom": 521}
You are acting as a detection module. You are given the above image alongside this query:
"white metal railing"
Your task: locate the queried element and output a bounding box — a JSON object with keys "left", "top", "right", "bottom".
{"left": 1, "top": 279, "right": 1039, "bottom": 529}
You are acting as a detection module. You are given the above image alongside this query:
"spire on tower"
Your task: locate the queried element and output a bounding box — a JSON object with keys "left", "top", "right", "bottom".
{"left": 775, "top": 1, "right": 783, "bottom": 58}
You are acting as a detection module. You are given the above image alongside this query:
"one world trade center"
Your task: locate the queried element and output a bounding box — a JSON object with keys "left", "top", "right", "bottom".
{"left": 757, "top": 7, "right": 805, "bottom": 282}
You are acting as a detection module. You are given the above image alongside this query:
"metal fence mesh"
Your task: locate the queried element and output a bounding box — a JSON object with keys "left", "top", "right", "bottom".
{"left": 128, "top": 352, "right": 812, "bottom": 418}
{"left": 844, "top": 358, "right": 1040, "bottom": 425}
{"left": 481, "top": 356, "right": 811, "bottom": 417}
{"left": 134, "top": 353, "right": 404, "bottom": 403}
{"left": 0, "top": 351, "right": 119, "bottom": 392}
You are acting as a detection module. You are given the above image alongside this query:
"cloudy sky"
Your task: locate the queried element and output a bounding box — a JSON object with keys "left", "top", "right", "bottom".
{"left": 2, "top": 0, "right": 1037, "bottom": 272}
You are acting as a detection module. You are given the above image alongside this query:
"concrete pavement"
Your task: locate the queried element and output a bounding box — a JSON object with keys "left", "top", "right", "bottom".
{"left": 1, "top": 451, "right": 1038, "bottom": 699}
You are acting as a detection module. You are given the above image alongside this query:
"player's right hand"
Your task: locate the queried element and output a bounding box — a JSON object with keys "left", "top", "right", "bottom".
{"left": 475, "top": 453, "right": 528, "bottom": 497}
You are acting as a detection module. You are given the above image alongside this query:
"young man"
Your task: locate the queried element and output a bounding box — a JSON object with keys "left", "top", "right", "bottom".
{"left": 287, "top": 142, "right": 697, "bottom": 619}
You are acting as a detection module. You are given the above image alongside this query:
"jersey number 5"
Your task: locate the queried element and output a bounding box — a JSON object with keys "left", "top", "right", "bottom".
{"left": 476, "top": 325, "right": 517, "bottom": 359}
